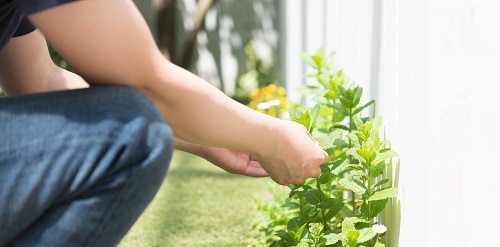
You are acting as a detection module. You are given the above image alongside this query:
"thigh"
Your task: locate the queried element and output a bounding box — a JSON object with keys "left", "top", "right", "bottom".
{"left": 0, "top": 86, "right": 173, "bottom": 246}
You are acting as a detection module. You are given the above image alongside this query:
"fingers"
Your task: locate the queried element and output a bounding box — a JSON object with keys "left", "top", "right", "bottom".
{"left": 243, "top": 161, "right": 269, "bottom": 177}
{"left": 257, "top": 121, "right": 332, "bottom": 185}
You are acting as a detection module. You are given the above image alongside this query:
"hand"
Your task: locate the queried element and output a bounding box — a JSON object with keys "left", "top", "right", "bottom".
{"left": 174, "top": 137, "right": 268, "bottom": 177}
{"left": 198, "top": 146, "right": 268, "bottom": 177}
{"left": 254, "top": 120, "right": 329, "bottom": 185}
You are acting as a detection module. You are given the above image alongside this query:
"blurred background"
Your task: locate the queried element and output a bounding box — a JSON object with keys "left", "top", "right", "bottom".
{"left": 131, "top": 1, "right": 500, "bottom": 246}
{"left": 1, "top": 0, "right": 498, "bottom": 246}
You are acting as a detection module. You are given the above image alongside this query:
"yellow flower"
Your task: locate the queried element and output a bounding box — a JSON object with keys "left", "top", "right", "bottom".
{"left": 247, "top": 84, "right": 289, "bottom": 118}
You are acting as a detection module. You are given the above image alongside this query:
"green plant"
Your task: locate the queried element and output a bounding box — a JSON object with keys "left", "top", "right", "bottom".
{"left": 234, "top": 41, "right": 278, "bottom": 104}
{"left": 257, "top": 49, "right": 399, "bottom": 247}
{"left": 250, "top": 180, "right": 296, "bottom": 247}
{"left": 48, "top": 44, "right": 72, "bottom": 71}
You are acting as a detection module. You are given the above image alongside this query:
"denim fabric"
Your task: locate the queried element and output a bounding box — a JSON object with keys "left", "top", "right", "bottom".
{"left": 0, "top": 86, "right": 174, "bottom": 247}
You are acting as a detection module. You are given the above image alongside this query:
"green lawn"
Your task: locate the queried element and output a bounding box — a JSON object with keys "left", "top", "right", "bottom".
{"left": 118, "top": 150, "right": 271, "bottom": 247}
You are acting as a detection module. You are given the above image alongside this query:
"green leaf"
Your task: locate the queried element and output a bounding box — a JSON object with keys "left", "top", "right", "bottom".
{"left": 346, "top": 148, "right": 366, "bottom": 163}
{"left": 301, "top": 53, "right": 318, "bottom": 68}
{"left": 317, "top": 134, "right": 336, "bottom": 150}
{"left": 317, "top": 198, "right": 341, "bottom": 209}
{"left": 324, "top": 233, "right": 341, "bottom": 245}
{"left": 330, "top": 103, "right": 350, "bottom": 116}
{"left": 339, "top": 178, "right": 366, "bottom": 195}
{"left": 281, "top": 221, "right": 308, "bottom": 245}
{"left": 322, "top": 89, "right": 336, "bottom": 99}
{"left": 371, "top": 116, "right": 383, "bottom": 134}
{"left": 356, "top": 149, "right": 373, "bottom": 163}
{"left": 342, "top": 219, "right": 356, "bottom": 234}
{"left": 319, "top": 171, "right": 335, "bottom": 184}
{"left": 354, "top": 131, "right": 367, "bottom": 142}
{"left": 289, "top": 108, "right": 301, "bottom": 122}
{"left": 329, "top": 124, "right": 350, "bottom": 132}
{"left": 333, "top": 110, "right": 347, "bottom": 122}
{"left": 333, "top": 139, "right": 349, "bottom": 149}
{"left": 338, "top": 85, "right": 347, "bottom": 96}
{"left": 309, "top": 223, "right": 323, "bottom": 237}
{"left": 309, "top": 103, "right": 322, "bottom": 132}
{"left": 347, "top": 134, "right": 361, "bottom": 148}
{"left": 371, "top": 179, "right": 390, "bottom": 189}
{"left": 353, "top": 87, "right": 363, "bottom": 107}
{"left": 339, "top": 97, "right": 354, "bottom": 108}
{"left": 311, "top": 54, "right": 323, "bottom": 67}
{"left": 317, "top": 70, "right": 333, "bottom": 90}
{"left": 300, "top": 112, "right": 311, "bottom": 131}
{"left": 344, "top": 217, "right": 371, "bottom": 225}
{"left": 332, "top": 162, "right": 357, "bottom": 175}
{"left": 349, "top": 170, "right": 367, "bottom": 180}
{"left": 287, "top": 218, "right": 301, "bottom": 232}
{"left": 295, "top": 223, "right": 307, "bottom": 242}
{"left": 369, "top": 187, "right": 398, "bottom": 201}
{"left": 304, "top": 189, "right": 322, "bottom": 205}
{"left": 368, "top": 199, "right": 388, "bottom": 218}
{"left": 290, "top": 109, "right": 313, "bottom": 130}
{"left": 372, "top": 150, "right": 399, "bottom": 166}
{"left": 357, "top": 228, "right": 376, "bottom": 243}
{"left": 282, "top": 202, "right": 300, "bottom": 209}
{"left": 369, "top": 161, "right": 386, "bottom": 178}
{"left": 276, "top": 231, "right": 292, "bottom": 244}
{"left": 353, "top": 100, "right": 375, "bottom": 115}
{"left": 353, "top": 116, "right": 364, "bottom": 130}
{"left": 366, "top": 132, "right": 382, "bottom": 154}
{"left": 374, "top": 241, "right": 386, "bottom": 247}
{"left": 322, "top": 200, "right": 345, "bottom": 220}
{"left": 346, "top": 231, "right": 360, "bottom": 246}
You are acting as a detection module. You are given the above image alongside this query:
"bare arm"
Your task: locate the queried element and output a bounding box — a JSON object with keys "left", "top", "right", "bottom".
{"left": 0, "top": 30, "right": 267, "bottom": 178}
{"left": 0, "top": 30, "right": 88, "bottom": 96}
{"left": 27, "top": 0, "right": 327, "bottom": 184}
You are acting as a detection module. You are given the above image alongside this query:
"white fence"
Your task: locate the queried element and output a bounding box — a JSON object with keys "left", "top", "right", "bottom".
{"left": 283, "top": 1, "right": 500, "bottom": 246}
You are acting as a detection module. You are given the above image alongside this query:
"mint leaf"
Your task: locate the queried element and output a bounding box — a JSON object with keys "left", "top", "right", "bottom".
{"left": 369, "top": 187, "right": 398, "bottom": 201}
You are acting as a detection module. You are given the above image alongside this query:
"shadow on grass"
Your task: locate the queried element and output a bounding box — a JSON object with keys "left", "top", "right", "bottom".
{"left": 119, "top": 151, "right": 268, "bottom": 247}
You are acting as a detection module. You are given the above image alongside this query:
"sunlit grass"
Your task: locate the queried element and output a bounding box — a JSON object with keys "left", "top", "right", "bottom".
{"left": 118, "top": 150, "right": 270, "bottom": 247}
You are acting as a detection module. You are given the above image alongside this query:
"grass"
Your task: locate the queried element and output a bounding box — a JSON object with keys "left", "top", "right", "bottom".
{"left": 118, "top": 150, "right": 271, "bottom": 247}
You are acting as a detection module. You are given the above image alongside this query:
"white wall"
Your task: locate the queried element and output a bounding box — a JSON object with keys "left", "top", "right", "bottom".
{"left": 284, "top": 0, "right": 500, "bottom": 246}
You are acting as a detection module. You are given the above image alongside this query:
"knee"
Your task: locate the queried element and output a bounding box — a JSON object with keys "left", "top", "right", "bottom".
{"left": 115, "top": 86, "right": 174, "bottom": 180}
{"left": 93, "top": 86, "right": 174, "bottom": 192}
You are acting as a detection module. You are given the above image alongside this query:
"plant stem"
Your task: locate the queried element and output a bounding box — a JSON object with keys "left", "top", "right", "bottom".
{"left": 316, "top": 179, "right": 327, "bottom": 230}
{"left": 366, "top": 172, "right": 372, "bottom": 220}
{"left": 348, "top": 108, "right": 356, "bottom": 215}
{"left": 299, "top": 193, "right": 304, "bottom": 219}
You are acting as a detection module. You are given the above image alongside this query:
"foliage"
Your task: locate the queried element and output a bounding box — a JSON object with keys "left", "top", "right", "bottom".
{"left": 247, "top": 84, "right": 289, "bottom": 118}
{"left": 235, "top": 41, "right": 278, "bottom": 104}
{"left": 249, "top": 180, "right": 296, "bottom": 247}
{"left": 253, "top": 49, "right": 399, "bottom": 247}
{"left": 48, "top": 44, "right": 72, "bottom": 71}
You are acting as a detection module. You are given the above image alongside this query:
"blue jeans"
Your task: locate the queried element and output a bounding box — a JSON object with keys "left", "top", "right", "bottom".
{"left": 0, "top": 86, "right": 174, "bottom": 247}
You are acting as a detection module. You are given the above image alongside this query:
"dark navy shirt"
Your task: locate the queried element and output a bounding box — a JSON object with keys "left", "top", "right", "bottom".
{"left": 0, "top": 0, "right": 75, "bottom": 51}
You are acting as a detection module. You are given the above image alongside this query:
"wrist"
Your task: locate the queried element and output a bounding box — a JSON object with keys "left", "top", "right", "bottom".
{"left": 174, "top": 137, "right": 203, "bottom": 155}
{"left": 248, "top": 115, "right": 282, "bottom": 157}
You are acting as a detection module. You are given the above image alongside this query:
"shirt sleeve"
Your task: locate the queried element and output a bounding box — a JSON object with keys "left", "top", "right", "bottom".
{"left": 17, "top": 0, "right": 76, "bottom": 16}
{"left": 13, "top": 17, "right": 35, "bottom": 37}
